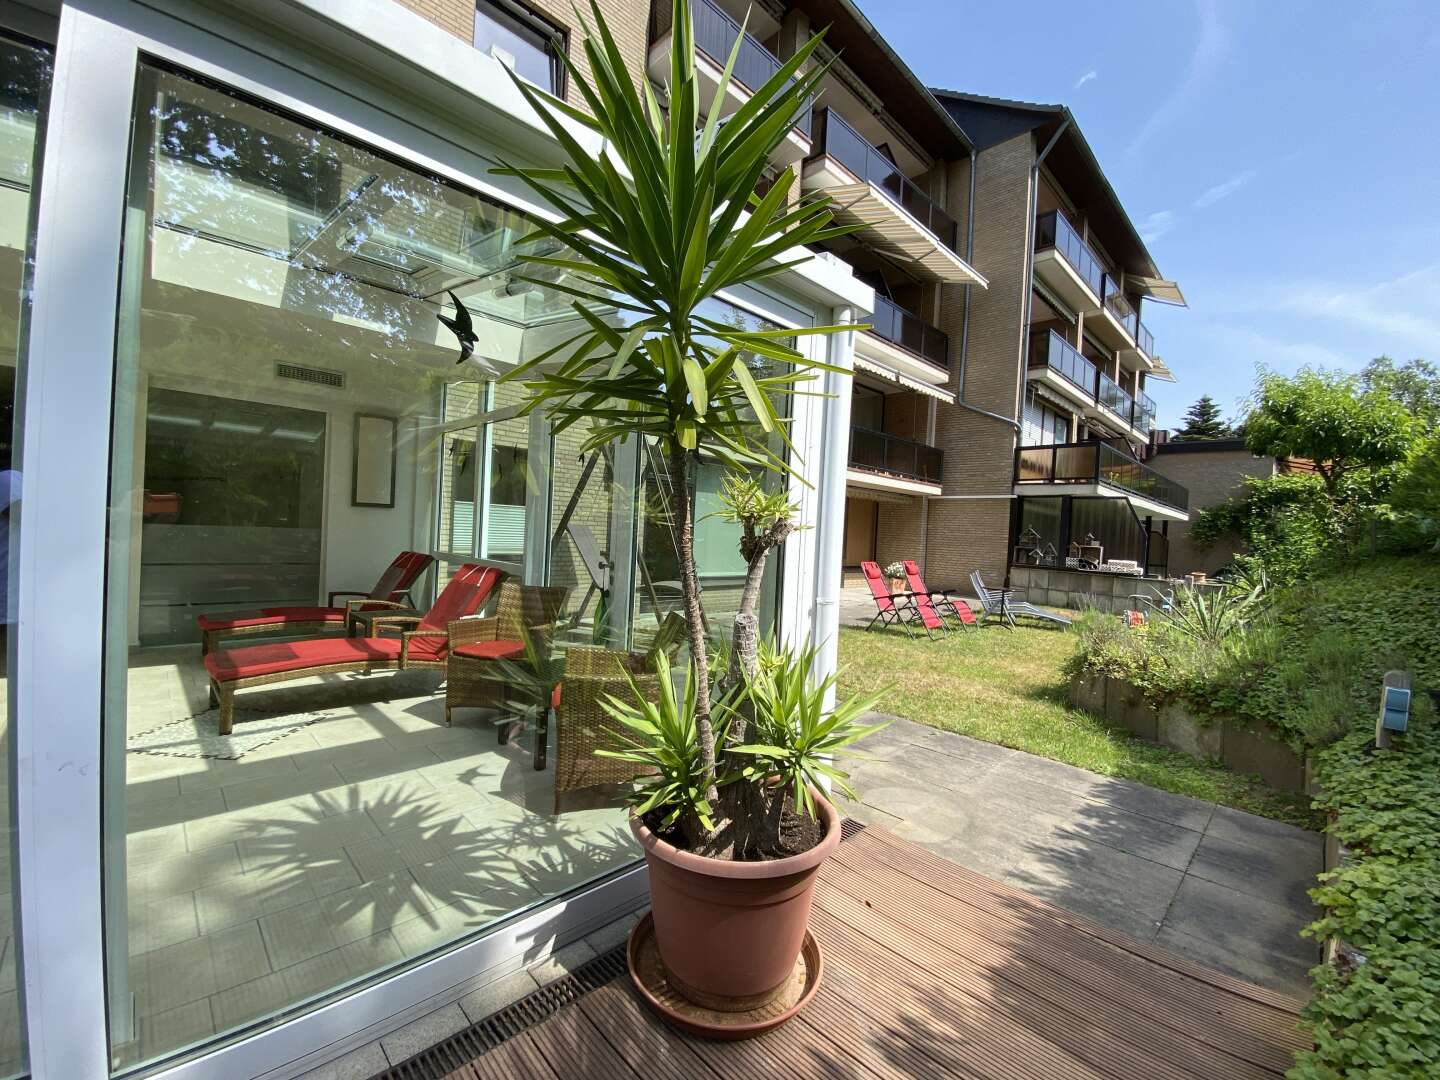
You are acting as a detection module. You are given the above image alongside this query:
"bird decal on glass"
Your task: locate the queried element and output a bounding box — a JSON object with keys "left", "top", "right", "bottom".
{"left": 437, "top": 290, "right": 478, "bottom": 364}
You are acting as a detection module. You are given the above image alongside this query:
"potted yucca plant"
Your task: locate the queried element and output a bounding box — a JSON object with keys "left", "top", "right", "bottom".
{"left": 494, "top": 0, "right": 886, "bottom": 1031}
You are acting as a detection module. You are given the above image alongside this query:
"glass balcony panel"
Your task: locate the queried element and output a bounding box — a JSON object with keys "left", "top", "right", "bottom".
{"left": 1136, "top": 319, "right": 1155, "bottom": 358}
{"left": 848, "top": 425, "right": 942, "bottom": 483}
{"left": 1097, "top": 370, "right": 1133, "bottom": 420}
{"left": 1103, "top": 282, "right": 1139, "bottom": 340}
{"left": 1035, "top": 210, "right": 1105, "bottom": 299}
{"left": 870, "top": 294, "right": 948, "bottom": 370}
{"left": 1027, "top": 330, "right": 1096, "bottom": 398}
{"left": 811, "top": 109, "right": 957, "bottom": 250}
{"left": 1014, "top": 442, "right": 1188, "bottom": 512}
{"left": 653, "top": 0, "right": 812, "bottom": 136}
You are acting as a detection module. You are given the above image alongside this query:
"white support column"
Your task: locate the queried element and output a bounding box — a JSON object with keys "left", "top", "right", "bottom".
{"left": 808, "top": 307, "right": 856, "bottom": 703}
{"left": 15, "top": 8, "right": 139, "bottom": 1077}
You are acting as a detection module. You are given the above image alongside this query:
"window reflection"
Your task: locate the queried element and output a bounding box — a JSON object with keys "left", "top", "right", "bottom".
{"left": 0, "top": 31, "right": 50, "bottom": 1080}
{"left": 106, "top": 66, "right": 648, "bottom": 1069}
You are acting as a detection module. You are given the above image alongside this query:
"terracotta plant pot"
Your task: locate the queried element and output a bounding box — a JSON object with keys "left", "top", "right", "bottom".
{"left": 888, "top": 576, "right": 906, "bottom": 595}
{"left": 629, "top": 792, "right": 840, "bottom": 1011}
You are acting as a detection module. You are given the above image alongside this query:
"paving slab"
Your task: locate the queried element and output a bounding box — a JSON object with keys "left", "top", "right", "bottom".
{"left": 847, "top": 714, "right": 1323, "bottom": 997}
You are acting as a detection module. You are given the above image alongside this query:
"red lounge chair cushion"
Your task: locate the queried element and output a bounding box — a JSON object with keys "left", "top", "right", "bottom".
{"left": 450, "top": 640, "right": 525, "bottom": 661}
{"left": 197, "top": 606, "right": 346, "bottom": 632}
{"left": 205, "top": 634, "right": 447, "bottom": 683}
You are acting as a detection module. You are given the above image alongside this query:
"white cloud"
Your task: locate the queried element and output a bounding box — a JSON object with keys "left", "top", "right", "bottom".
{"left": 1268, "top": 264, "right": 1440, "bottom": 347}
{"left": 1125, "top": 0, "right": 1231, "bottom": 166}
{"left": 1138, "top": 209, "right": 1178, "bottom": 244}
{"left": 1193, "top": 169, "right": 1256, "bottom": 208}
{"left": 1074, "top": 69, "right": 1098, "bottom": 89}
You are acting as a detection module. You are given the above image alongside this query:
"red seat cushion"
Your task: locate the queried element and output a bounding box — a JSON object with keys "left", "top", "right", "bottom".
{"left": 450, "top": 640, "right": 524, "bottom": 661}
{"left": 197, "top": 606, "right": 346, "bottom": 632}
{"left": 205, "top": 637, "right": 402, "bottom": 681}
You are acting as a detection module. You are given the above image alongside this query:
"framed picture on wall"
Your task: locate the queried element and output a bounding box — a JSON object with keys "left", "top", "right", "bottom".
{"left": 352, "top": 413, "right": 397, "bottom": 508}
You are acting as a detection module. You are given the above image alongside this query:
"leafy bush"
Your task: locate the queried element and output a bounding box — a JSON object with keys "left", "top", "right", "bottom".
{"left": 1070, "top": 557, "right": 1439, "bottom": 752}
{"left": 1290, "top": 721, "right": 1440, "bottom": 1079}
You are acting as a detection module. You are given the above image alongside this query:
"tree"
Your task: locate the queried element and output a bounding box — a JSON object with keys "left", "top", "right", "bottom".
{"left": 1243, "top": 369, "right": 1415, "bottom": 498}
{"left": 493, "top": 0, "right": 855, "bottom": 853}
{"left": 1359, "top": 356, "right": 1440, "bottom": 425}
{"left": 1171, "top": 394, "right": 1233, "bottom": 441}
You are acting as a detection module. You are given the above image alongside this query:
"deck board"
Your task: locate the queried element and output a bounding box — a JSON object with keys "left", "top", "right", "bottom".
{"left": 387, "top": 826, "right": 1306, "bottom": 1079}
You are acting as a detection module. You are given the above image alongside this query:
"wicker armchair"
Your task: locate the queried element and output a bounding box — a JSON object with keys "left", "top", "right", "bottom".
{"left": 552, "top": 645, "right": 663, "bottom": 814}
{"left": 443, "top": 582, "right": 569, "bottom": 727}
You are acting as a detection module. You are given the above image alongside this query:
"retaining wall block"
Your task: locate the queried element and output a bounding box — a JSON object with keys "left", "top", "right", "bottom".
{"left": 1222, "top": 720, "right": 1307, "bottom": 793}
{"left": 1157, "top": 702, "right": 1222, "bottom": 758}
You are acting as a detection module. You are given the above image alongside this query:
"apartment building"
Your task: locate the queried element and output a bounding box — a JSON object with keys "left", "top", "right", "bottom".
{"left": 920, "top": 91, "right": 1192, "bottom": 592}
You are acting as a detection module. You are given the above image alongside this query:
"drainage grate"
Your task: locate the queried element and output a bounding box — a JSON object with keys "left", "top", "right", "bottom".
{"left": 376, "top": 824, "right": 865, "bottom": 1076}
{"left": 375, "top": 944, "right": 628, "bottom": 1079}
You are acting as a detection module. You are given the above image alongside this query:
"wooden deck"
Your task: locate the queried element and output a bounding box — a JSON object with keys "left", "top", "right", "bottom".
{"left": 386, "top": 826, "right": 1309, "bottom": 1079}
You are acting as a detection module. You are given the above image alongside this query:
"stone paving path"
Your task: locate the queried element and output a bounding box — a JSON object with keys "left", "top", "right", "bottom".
{"left": 844, "top": 716, "right": 1324, "bottom": 997}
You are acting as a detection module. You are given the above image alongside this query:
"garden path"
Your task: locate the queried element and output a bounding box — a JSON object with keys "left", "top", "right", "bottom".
{"left": 844, "top": 716, "right": 1324, "bottom": 996}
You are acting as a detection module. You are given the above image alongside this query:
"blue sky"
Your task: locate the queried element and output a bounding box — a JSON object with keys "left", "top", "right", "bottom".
{"left": 855, "top": 0, "right": 1440, "bottom": 429}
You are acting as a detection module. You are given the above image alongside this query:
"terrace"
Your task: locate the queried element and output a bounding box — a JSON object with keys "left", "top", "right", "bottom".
{"left": 1015, "top": 441, "right": 1190, "bottom": 517}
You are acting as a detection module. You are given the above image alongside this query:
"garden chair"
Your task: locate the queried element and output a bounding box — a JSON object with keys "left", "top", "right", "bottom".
{"left": 204, "top": 563, "right": 502, "bottom": 734}
{"left": 968, "top": 570, "right": 1072, "bottom": 629}
{"left": 196, "top": 550, "right": 434, "bottom": 654}
{"left": 861, "top": 561, "right": 946, "bottom": 639}
{"left": 902, "top": 560, "right": 977, "bottom": 631}
{"left": 442, "top": 582, "right": 571, "bottom": 729}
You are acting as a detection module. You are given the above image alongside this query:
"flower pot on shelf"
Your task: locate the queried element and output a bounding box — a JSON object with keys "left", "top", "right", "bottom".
{"left": 628, "top": 790, "right": 839, "bottom": 1035}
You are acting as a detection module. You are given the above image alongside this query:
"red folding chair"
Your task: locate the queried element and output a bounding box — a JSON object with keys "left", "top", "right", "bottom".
{"left": 903, "top": 560, "right": 977, "bottom": 632}
{"left": 861, "top": 561, "right": 946, "bottom": 639}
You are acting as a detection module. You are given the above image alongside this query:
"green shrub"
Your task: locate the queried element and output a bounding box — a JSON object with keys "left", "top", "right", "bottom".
{"left": 1070, "top": 557, "right": 1440, "bottom": 753}
{"left": 1290, "top": 721, "right": 1440, "bottom": 1079}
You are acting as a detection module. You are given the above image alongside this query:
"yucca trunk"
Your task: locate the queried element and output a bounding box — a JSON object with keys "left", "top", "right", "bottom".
{"left": 668, "top": 439, "right": 719, "bottom": 818}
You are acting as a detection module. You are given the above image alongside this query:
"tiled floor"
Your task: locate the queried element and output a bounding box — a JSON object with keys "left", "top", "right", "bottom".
{"left": 116, "top": 646, "right": 637, "bottom": 1068}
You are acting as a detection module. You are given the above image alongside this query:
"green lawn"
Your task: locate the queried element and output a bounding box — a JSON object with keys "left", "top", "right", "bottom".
{"left": 836, "top": 624, "right": 1320, "bottom": 829}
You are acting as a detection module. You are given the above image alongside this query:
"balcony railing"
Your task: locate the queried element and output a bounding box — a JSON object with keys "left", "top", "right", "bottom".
{"left": 849, "top": 426, "right": 943, "bottom": 484}
{"left": 651, "top": 0, "right": 812, "bottom": 137}
{"left": 1014, "top": 442, "right": 1188, "bottom": 512}
{"left": 1035, "top": 210, "right": 1104, "bottom": 299}
{"left": 1136, "top": 319, "right": 1155, "bottom": 358}
{"left": 810, "top": 109, "right": 958, "bottom": 250}
{"left": 1097, "top": 370, "right": 1134, "bottom": 423}
{"left": 1028, "top": 330, "right": 1096, "bottom": 399}
{"left": 1102, "top": 281, "right": 1139, "bottom": 340}
{"left": 1133, "top": 391, "right": 1157, "bottom": 434}
{"left": 870, "top": 294, "right": 949, "bottom": 370}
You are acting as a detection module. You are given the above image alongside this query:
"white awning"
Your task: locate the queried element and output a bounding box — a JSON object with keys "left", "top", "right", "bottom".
{"left": 853, "top": 355, "right": 954, "bottom": 402}
{"left": 1148, "top": 355, "right": 1177, "bottom": 383}
{"left": 1128, "top": 275, "right": 1187, "bottom": 307}
{"left": 821, "top": 181, "right": 988, "bottom": 287}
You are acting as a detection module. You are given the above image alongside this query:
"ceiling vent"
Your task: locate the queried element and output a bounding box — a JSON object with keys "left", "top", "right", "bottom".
{"left": 275, "top": 362, "right": 345, "bottom": 389}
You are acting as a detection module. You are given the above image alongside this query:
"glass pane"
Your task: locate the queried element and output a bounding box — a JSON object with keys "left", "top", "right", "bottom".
{"left": 0, "top": 31, "right": 48, "bottom": 1080}
{"left": 104, "top": 65, "right": 638, "bottom": 1070}
{"left": 473, "top": 1, "right": 558, "bottom": 93}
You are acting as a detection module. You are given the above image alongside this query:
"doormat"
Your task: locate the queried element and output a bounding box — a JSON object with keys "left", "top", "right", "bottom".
{"left": 126, "top": 709, "right": 327, "bottom": 761}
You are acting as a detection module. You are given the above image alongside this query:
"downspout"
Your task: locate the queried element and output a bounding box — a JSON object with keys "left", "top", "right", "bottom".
{"left": 811, "top": 306, "right": 855, "bottom": 712}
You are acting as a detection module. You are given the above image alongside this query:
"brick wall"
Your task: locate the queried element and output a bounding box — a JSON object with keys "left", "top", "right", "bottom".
{"left": 920, "top": 131, "right": 1037, "bottom": 585}
{"left": 396, "top": 0, "right": 651, "bottom": 111}
{"left": 1151, "top": 446, "right": 1277, "bottom": 575}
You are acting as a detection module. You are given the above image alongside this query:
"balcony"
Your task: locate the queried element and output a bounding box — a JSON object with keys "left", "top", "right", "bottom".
{"left": 647, "top": 0, "right": 811, "bottom": 166}
{"left": 1133, "top": 391, "right": 1157, "bottom": 434}
{"left": 1097, "top": 370, "right": 1134, "bottom": 425}
{"left": 853, "top": 294, "right": 950, "bottom": 387}
{"left": 801, "top": 109, "right": 985, "bottom": 286}
{"left": 1027, "top": 330, "right": 1097, "bottom": 407}
{"left": 1014, "top": 441, "right": 1189, "bottom": 517}
{"left": 1087, "top": 278, "right": 1138, "bottom": 352}
{"left": 1033, "top": 210, "right": 1104, "bottom": 314}
{"left": 848, "top": 426, "right": 943, "bottom": 491}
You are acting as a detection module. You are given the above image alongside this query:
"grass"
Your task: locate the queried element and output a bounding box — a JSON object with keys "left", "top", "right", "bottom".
{"left": 836, "top": 623, "right": 1320, "bottom": 829}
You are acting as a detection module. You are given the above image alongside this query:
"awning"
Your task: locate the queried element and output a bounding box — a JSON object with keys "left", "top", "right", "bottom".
{"left": 1147, "top": 355, "right": 1177, "bottom": 383}
{"left": 854, "top": 355, "right": 955, "bottom": 403}
{"left": 823, "top": 182, "right": 988, "bottom": 287}
{"left": 1128, "top": 276, "right": 1187, "bottom": 307}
